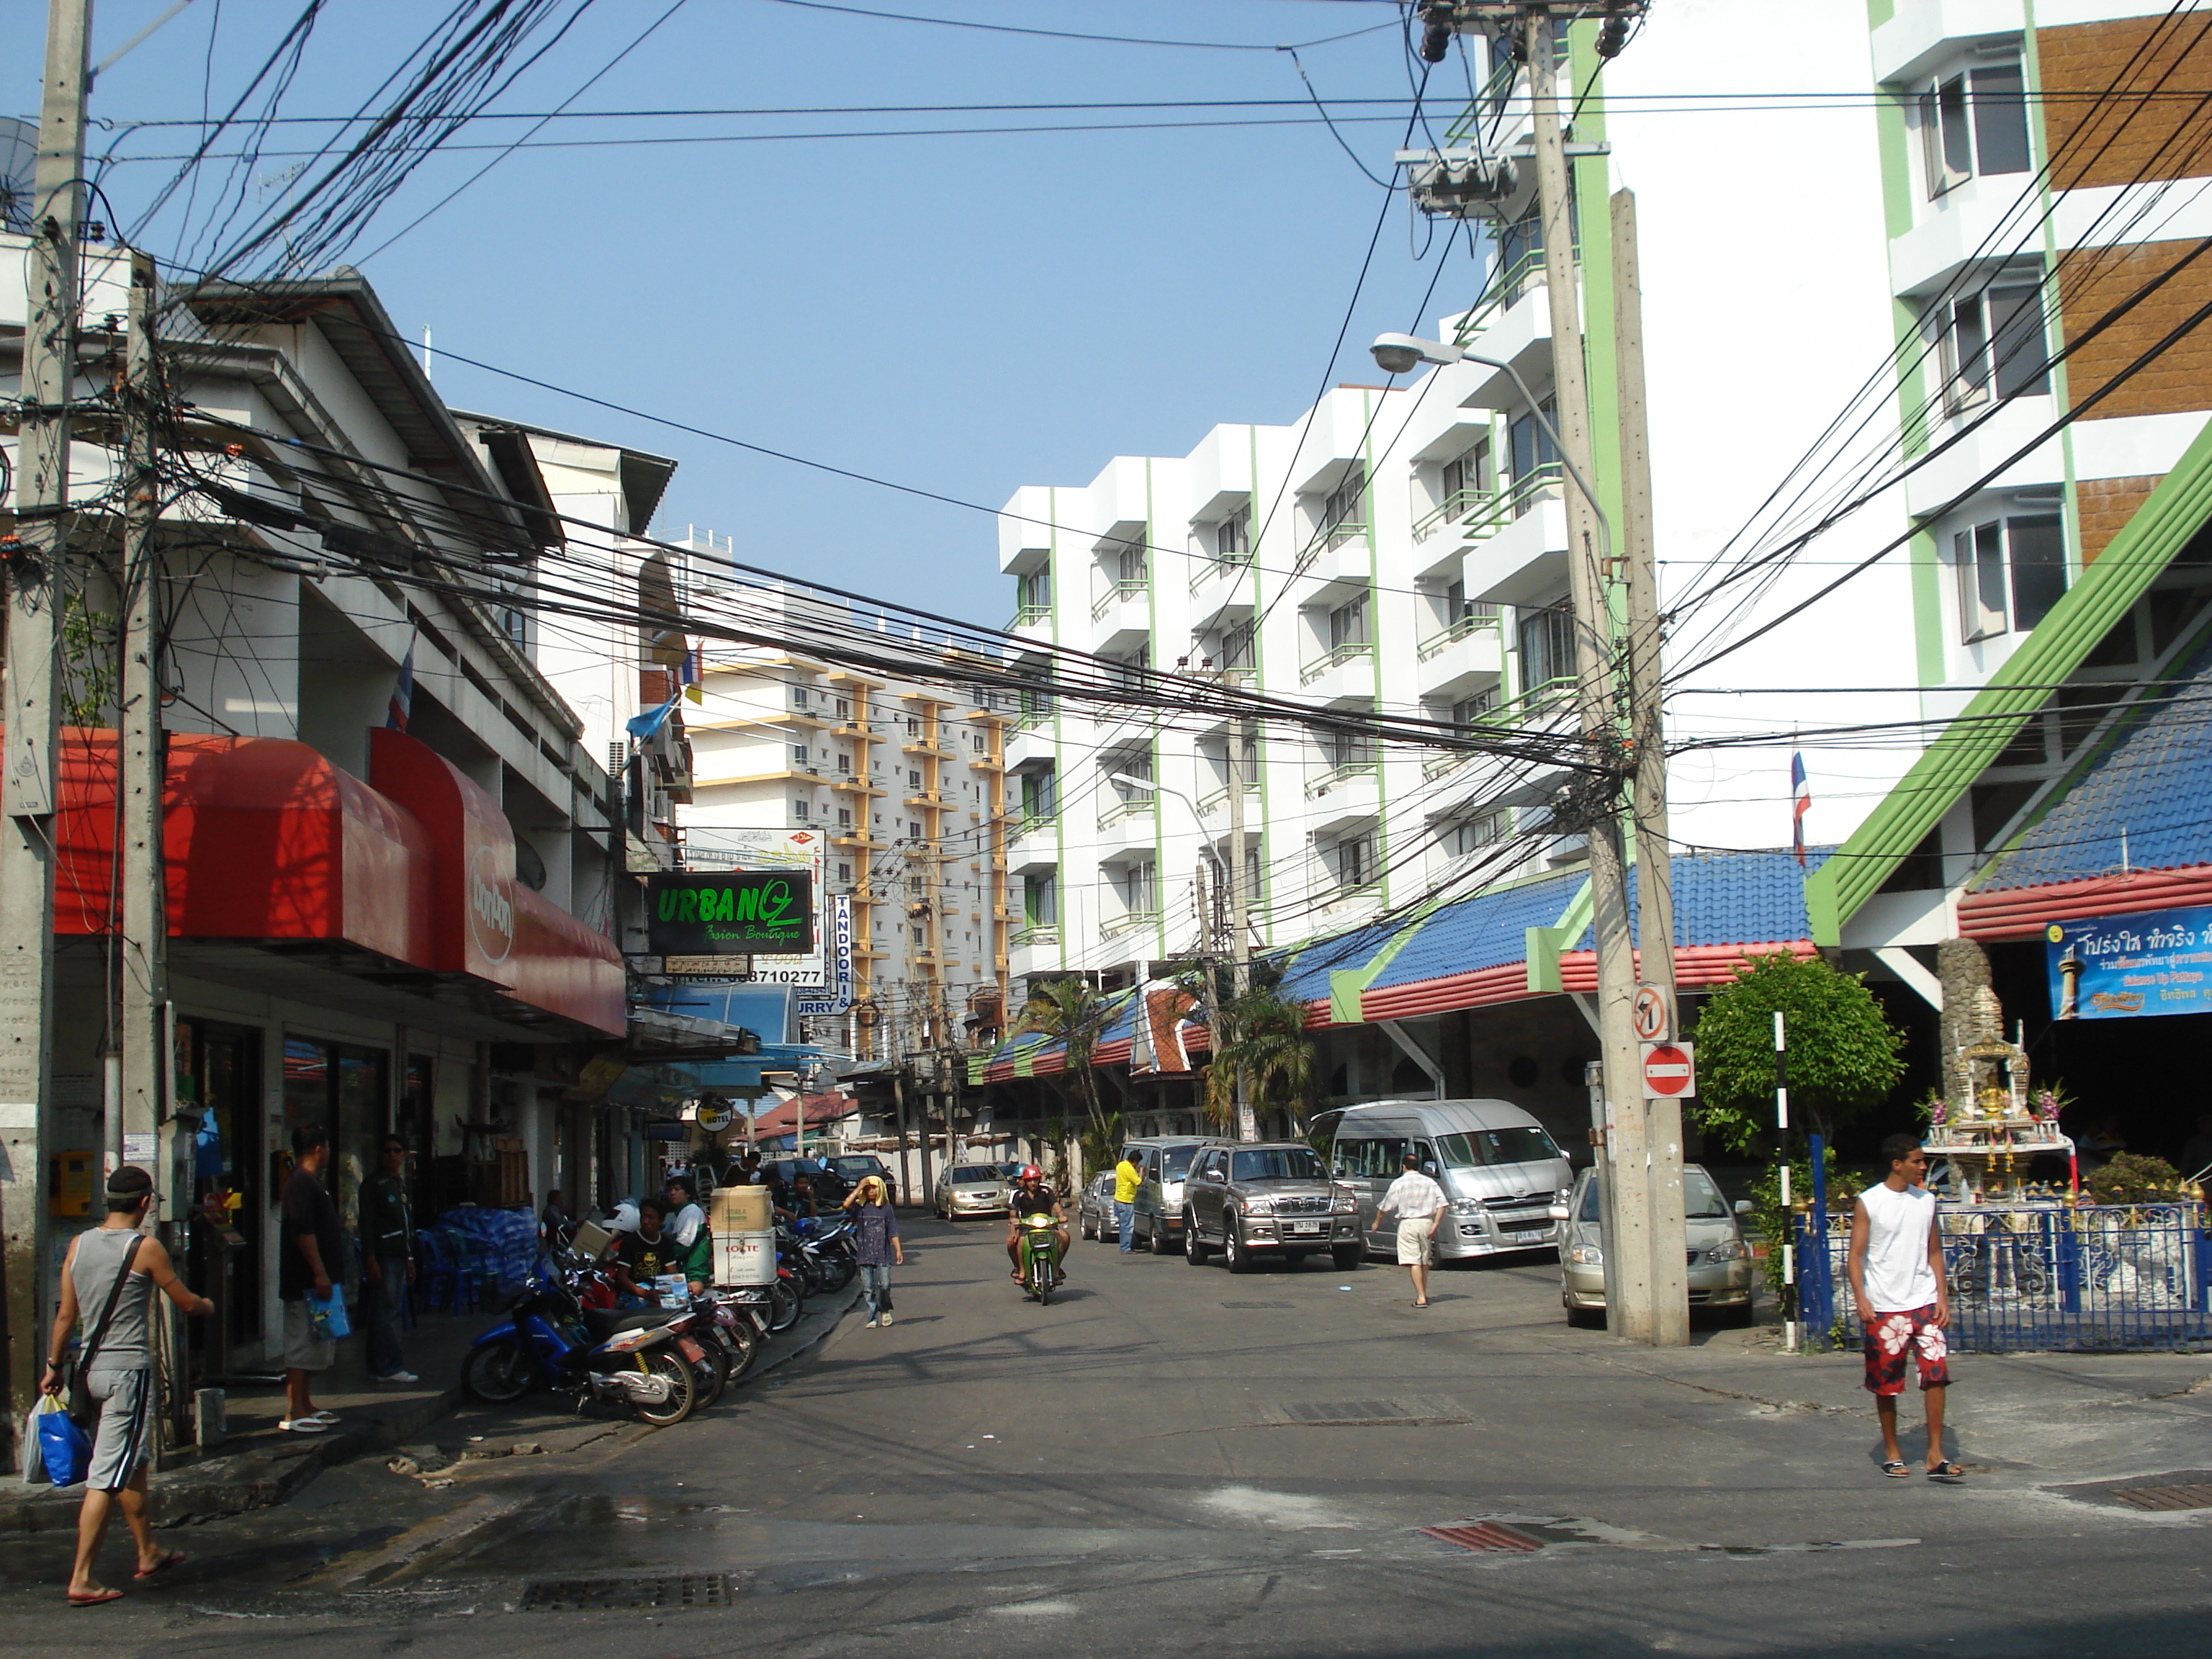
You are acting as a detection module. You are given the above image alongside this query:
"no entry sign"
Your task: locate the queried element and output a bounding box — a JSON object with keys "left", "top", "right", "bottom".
{"left": 1640, "top": 1040, "right": 1696, "bottom": 1100}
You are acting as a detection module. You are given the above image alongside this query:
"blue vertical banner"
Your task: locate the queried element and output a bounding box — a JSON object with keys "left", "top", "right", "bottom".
{"left": 2046, "top": 905, "right": 2212, "bottom": 1020}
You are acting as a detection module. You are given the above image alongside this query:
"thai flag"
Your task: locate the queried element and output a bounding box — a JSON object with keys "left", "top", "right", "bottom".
{"left": 385, "top": 639, "right": 414, "bottom": 732}
{"left": 1791, "top": 748, "right": 1812, "bottom": 866}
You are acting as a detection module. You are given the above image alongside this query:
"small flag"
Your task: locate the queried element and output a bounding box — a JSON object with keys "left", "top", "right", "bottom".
{"left": 626, "top": 693, "right": 680, "bottom": 741}
{"left": 683, "top": 644, "right": 704, "bottom": 705}
{"left": 385, "top": 637, "right": 415, "bottom": 732}
{"left": 1791, "top": 748, "right": 1812, "bottom": 867}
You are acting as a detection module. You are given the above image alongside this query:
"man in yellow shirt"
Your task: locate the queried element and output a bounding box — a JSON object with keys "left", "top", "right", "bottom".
{"left": 1112, "top": 1151, "right": 1146, "bottom": 1254}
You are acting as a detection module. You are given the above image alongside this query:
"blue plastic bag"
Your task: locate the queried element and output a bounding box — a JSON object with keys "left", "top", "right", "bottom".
{"left": 35, "top": 1395, "right": 90, "bottom": 1488}
{"left": 309, "top": 1286, "right": 351, "bottom": 1341}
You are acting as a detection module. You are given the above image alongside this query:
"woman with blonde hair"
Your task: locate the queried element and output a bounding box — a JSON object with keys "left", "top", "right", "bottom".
{"left": 840, "top": 1175, "right": 904, "bottom": 1327}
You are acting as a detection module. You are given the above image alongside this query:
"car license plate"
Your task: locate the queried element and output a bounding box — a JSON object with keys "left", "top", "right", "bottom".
{"left": 1290, "top": 1221, "right": 1321, "bottom": 1234}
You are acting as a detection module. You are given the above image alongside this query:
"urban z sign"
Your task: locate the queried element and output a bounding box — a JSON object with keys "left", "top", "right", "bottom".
{"left": 647, "top": 871, "right": 816, "bottom": 956}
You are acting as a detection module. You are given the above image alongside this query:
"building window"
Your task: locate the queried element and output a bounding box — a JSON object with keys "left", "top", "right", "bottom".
{"left": 972, "top": 733, "right": 986, "bottom": 751}
{"left": 1016, "top": 568, "right": 1051, "bottom": 613}
{"left": 791, "top": 744, "right": 808, "bottom": 764}
{"left": 1113, "top": 539, "right": 1148, "bottom": 584}
{"left": 1020, "top": 768, "right": 1056, "bottom": 817}
{"left": 1116, "top": 861, "right": 1157, "bottom": 916}
{"left": 1442, "top": 441, "right": 1491, "bottom": 516}
{"left": 1215, "top": 506, "right": 1251, "bottom": 561}
{"left": 1920, "top": 58, "right": 2030, "bottom": 198}
{"left": 1321, "top": 720, "right": 1374, "bottom": 770}
{"left": 836, "top": 751, "right": 851, "bottom": 773}
{"left": 835, "top": 696, "right": 850, "bottom": 717}
{"left": 1508, "top": 403, "right": 1559, "bottom": 513}
{"left": 909, "top": 768, "right": 922, "bottom": 788}
{"left": 1516, "top": 603, "right": 1575, "bottom": 689}
{"left": 909, "top": 820, "right": 922, "bottom": 838}
{"left": 836, "top": 806, "right": 852, "bottom": 827}
{"left": 836, "top": 861, "right": 853, "bottom": 881}
{"left": 1332, "top": 833, "right": 1377, "bottom": 889}
{"left": 792, "top": 686, "right": 809, "bottom": 707}
{"left": 1449, "top": 688, "right": 1500, "bottom": 730}
{"left": 1954, "top": 514, "right": 2066, "bottom": 643}
{"left": 1932, "top": 275, "right": 2049, "bottom": 412}
{"left": 1328, "top": 593, "right": 1370, "bottom": 650}
{"left": 1445, "top": 811, "right": 1508, "bottom": 855}
{"left": 907, "top": 717, "right": 920, "bottom": 737}
{"left": 1321, "top": 465, "right": 1367, "bottom": 545}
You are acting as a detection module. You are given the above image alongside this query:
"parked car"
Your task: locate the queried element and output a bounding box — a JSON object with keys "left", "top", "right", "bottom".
{"left": 763, "top": 1156, "right": 842, "bottom": 1207}
{"left": 1076, "top": 1170, "right": 1118, "bottom": 1241}
{"left": 1320, "top": 1100, "right": 1573, "bottom": 1262}
{"left": 1180, "top": 1141, "right": 1364, "bottom": 1272}
{"left": 824, "top": 1153, "right": 896, "bottom": 1205}
{"left": 1552, "top": 1162, "right": 1755, "bottom": 1326}
{"left": 1122, "top": 1136, "right": 1210, "bottom": 1255}
{"left": 935, "top": 1162, "right": 1010, "bottom": 1221}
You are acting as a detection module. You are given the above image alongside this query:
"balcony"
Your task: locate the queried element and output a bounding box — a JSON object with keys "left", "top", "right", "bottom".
{"left": 1196, "top": 779, "right": 1258, "bottom": 816}
{"left": 1096, "top": 798, "right": 1158, "bottom": 859}
{"left": 1413, "top": 486, "right": 1484, "bottom": 545}
{"left": 831, "top": 829, "right": 885, "bottom": 852}
{"left": 1008, "top": 602, "right": 1052, "bottom": 631}
{"left": 1291, "top": 521, "right": 1370, "bottom": 586}
{"left": 1010, "top": 921, "right": 1059, "bottom": 950}
{"left": 902, "top": 789, "right": 945, "bottom": 809}
{"left": 1188, "top": 550, "right": 1254, "bottom": 595}
{"left": 1449, "top": 244, "right": 1550, "bottom": 344}
{"left": 1305, "top": 759, "right": 1378, "bottom": 801}
{"left": 901, "top": 737, "right": 953, "bottom": 758}
{"left": 1461, "top": 480, "right": 1568, "bottom": 607}
{"left": 1299, "top": 639, "right": 1375, "bottom": 700}
{"left": 830, "top": 773, "right": 881, "bottom": 796}
{"left": 1416, "top": 612, "right": 1506, "bottom": 698}
{"left": 1102, "top": 909, "right": 1161, "bottom": 940}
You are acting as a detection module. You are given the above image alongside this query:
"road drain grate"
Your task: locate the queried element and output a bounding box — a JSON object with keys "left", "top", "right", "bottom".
{"left": 1423, "top": 1522, "right": 1544, "bottom": 1553}
{"left": 1267, "top": 1398, "right": 1467, "bottom": 1426}
{"left": 1220, "top": 1300, "right": 1294, "bottom": 1309}
{"left": 520, "top": 1573, "right": 737, "bottom": 1611}
{"left": 2112, "top": 1483, "right": 2212, "bottom": 1512}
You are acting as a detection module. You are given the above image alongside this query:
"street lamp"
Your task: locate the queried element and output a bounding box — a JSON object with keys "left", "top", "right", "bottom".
{"left": 1105, "top": 770, "right": 1227, "bottom": 891}
{"left": 1369, "top": 333, "right": 1613, "bottom": 570}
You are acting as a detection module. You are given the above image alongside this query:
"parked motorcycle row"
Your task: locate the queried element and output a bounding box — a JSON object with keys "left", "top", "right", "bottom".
{"left": 460, "top": 1214, "right": 859, "bottom": 1426}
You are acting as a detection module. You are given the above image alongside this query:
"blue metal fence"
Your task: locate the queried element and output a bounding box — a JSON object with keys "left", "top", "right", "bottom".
{"left": 1795, "top": 1202, "right": 2212, "bottom": 1352}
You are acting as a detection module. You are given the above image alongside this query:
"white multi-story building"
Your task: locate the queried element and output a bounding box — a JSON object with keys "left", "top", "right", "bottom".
{"left": 676, "top": 577, "right": 1013, "bottom": 1060}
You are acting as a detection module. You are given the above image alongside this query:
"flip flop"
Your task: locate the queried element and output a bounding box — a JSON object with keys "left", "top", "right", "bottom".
{"left": 1927, "top": 1460, "right": 1966, "bottom": 1483}
{"left": 67, "top": 1590, "right": 124, "bottom": 1608}
{"left": 135, "top": 1551, "right": 186, "bottom": 1581}
{"left": 1880, "top": 1460, "right": 1910, "bottom": 1479}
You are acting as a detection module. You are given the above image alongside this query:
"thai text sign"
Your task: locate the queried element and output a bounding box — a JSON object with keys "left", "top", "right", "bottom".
{"left": 647, "top": 871, "right": 816, "bottom": 955}
{"left": 2046, "top": 904, "right": 2212, "bottom": 1020}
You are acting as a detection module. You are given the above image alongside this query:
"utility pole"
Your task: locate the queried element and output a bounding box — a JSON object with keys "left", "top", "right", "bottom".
{"left": 120, "top": 253, "right": 175, "bottom": 1422}
{"left": 1524, "top": 6, "right": 1653, "bottom": 1340}
{"left": 3, "top": 0, "right": 90, "bottom": 1434}
{"left": 1225, "top": 708, "right": 1256, "bottom": 1142}
{"left": 1611, "top": 188, "right": 1689, "bottom": 1346}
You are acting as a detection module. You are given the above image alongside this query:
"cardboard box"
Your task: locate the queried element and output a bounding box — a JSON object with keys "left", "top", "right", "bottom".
{"left": 713, "top": 1229, "right": 776, "bottom": 1287}
{"left": 570, "top": 1218, "right": 615, "bottom": 1260}
{"left": 712, "top": 1186, "right": 773, "bottom": 1234}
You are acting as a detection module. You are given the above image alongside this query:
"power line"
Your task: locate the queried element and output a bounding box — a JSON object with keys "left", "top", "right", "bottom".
{"left": 750, "top": 0, "right": 1398, "bottom": 53}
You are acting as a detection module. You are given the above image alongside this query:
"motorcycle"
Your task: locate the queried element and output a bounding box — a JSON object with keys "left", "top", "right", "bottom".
{"left": 698, "top": 1286, "right": 768, "bottom": 1382}
{"left": 461, "top": 1270, "right": 698, "bottom": 1426}
{"left": 1014, "top": 1210, "right": 1061, "bottom": 1305}
{"left": 765, "top": 1266, "right": 804, "bottom": 1334}
{"left": 810, "top": 1219, "right": 859, "bottom": 1292}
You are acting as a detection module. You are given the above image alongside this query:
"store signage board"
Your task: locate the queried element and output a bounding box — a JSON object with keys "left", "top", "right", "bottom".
{"left": 685, "top": 828, "right": 828, "bottom": 987}
{"left": 795, "top": 895, "right": 855, "bottom": 1017}
{"left": 646, "top": 870, "right": 815, "bottom": 955}
{"left": 2047, "top": 905, "right": 2212, "bottom": 1020}
{"left": 1640, "top": 1040, "right": 1696, "bottom": 1100}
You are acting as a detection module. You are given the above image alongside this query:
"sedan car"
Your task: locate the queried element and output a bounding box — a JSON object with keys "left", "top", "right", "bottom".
{"left": 1076, "top": 1171, "right": 1118, "bottom": 1241}
{"left": 825, "top": 1154, "right": 896, "bottom": 1205}
{"left": 934, "top": 1162, "right": 1010, "bottom": 1221}
{"left": 1554, "top": 1163, "right": 1755, "bottom": 1326}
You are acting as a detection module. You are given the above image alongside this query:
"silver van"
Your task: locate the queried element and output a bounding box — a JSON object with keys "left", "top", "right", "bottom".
{"left": 1323, "top": 1100, "right": 1573, "bottom": 1262}
{"left": 1121, "top": 1136, "right": 1213, "bottom": 1254}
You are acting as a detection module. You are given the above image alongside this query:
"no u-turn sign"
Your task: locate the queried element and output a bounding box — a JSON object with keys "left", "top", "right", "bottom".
{"left": 1640, "top": 1040, "right": 1696, "bottom": 1100}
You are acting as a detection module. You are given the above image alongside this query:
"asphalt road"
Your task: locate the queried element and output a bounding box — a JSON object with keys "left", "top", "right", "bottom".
{"left": 6, "top": 1212, "right": 2212, "bottom": 1655}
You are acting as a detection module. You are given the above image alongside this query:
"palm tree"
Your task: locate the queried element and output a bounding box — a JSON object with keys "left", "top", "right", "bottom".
{"left": 1202, "top": 979, "right": 1316, "bottom": 1140}
{"left": 1015, "top": 977, "right": 1114, "bottom": 1134}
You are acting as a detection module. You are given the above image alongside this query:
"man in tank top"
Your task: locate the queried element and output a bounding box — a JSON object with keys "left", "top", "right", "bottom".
{"left": 1847, "top": 1133, "right": 1963, "bottom": 1483}
{"left": 43, "top": 1166, "right": 213, "bottom": 1605}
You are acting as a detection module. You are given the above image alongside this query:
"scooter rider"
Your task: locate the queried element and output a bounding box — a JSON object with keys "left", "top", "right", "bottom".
{"left": 1004, "top": 1165, "right": 1069, "bottom": 1285}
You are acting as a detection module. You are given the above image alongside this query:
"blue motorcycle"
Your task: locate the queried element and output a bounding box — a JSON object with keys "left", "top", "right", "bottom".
{"left": 460, "top": 1269, "right": 698, "bottom": 1426}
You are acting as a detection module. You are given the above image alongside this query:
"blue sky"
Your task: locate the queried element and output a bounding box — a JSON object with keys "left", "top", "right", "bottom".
{"left": 12, "top": 0, "right": 1457, "bottom": 617}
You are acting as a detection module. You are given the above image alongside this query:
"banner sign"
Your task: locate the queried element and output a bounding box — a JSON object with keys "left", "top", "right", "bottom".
{"left": 2046, "top": 904, "right": 2212, "bottom": 1020}
{"left": 646, "top": 870, "right": 816, "bottom": 955}
{"left": 796, "top": 895, "right": 855, "bottom": 1017}
{"left": 685, "top": 827, "right": 828, "bottom": 987}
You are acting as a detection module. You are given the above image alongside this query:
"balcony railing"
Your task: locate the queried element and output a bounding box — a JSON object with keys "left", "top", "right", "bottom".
{"left": 1098, "top": 796, "right": 1157, "bottom": 828}
{"left": 1293, "top": 516, "right": 1369, "bottom": 575}
{"left": 1196, "top": 780, "right": 1258, "bottom": 814}
{"left": 1421, "top": 676, "right": 1578, "bottom": 780}
{"left": 1102, "top": 909, "right": 1161, "bottom": 939}
{"left": 1417, "top": 607, "right": 1503, "bottom": 661}
{"left": 1013, "top": 703, "right": 1055, "bottom": 732}
{"left": 1010, "top": 922, "right": 1059, "bottom": 950}
{"left": 1090, "top": 577, "right": 1148, "bottom": 621}
{"left": 1452, "top": 245, "right": 1555, "bottom": 343}
{"left": 1188, "top": 551, "right": 1254, "bottom": 593}
{"left": 1011, "top": 810, "right": 1058, "bottom": 839}
{"left": 1305, "top": 759, "right": 1378, "bottom": 799}
{"left": 1300, "top": 639, "right": 1374, "bottom": 685}
{"left": 1412, "top": 486, "right": 1484, "bottom": 544}
{"left": 1009, "top": 602, "right": 1051, "bottom": 629}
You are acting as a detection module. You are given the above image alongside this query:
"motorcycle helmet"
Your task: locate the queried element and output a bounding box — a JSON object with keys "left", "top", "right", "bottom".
{"left": 1020, "top": 1164, "right": 1042, "bottom": 1182}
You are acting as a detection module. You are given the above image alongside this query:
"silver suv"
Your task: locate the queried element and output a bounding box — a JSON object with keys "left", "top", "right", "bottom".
{"left": 1181, "top": 1141, "right": 1363, "bottom": 1273}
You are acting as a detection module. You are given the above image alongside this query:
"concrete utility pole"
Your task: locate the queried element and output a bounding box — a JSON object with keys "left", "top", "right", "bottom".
{"left": 3, "top": 0, "right": 90, "bottom": 1433}
{"left": 1225, "top": 709, "right": 1256, "bottom": 1141}
{"left": 1524, "top": 8, "right": 1654, "bottom": 1340}
{"left": 1611, "top": 187, "right": 1689, "bottom": 1347}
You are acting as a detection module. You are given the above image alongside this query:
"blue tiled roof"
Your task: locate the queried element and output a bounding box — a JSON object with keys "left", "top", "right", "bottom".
{"left": 1640, "top": 849, "right": 1827, "bottom": 948}
{"left": 1366, "top": 871, "right": 1586, "bottom": 992}
{"left": 1272, "top": 913, "right": 1413, "bottom": 1002}
{"left": 1976, "top": 641, "right": 2212, "bottom": 891}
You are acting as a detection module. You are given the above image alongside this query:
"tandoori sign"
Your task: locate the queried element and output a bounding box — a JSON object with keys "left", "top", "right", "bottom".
{"left": 2047, "top": 904, "right": 2212, "bottom": 1020}
{"left": 647, "top": 870, "right": 817, "bottom": 956}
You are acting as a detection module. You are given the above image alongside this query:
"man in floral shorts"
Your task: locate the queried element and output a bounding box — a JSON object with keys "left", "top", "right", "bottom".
{"left": 1847, "top": 1133, "right": 1962, "bottom": 1483}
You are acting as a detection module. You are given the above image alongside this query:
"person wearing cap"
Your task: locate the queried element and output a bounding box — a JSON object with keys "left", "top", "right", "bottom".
{"left": 43, "top": 1166, "right": 212, "bottom": 1606}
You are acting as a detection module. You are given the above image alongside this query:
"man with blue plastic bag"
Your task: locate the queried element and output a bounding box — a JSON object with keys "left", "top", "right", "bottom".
{"left": 279, "top": 1126, "right": 346, "bottom": 1434}
{"left": 42, "top": 1166, "right": 212, "bottom": 1606}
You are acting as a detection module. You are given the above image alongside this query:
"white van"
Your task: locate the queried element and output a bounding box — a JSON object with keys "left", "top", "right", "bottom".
{"left": 1321, "top": 1100, "right": 1574, "bottom": 1262}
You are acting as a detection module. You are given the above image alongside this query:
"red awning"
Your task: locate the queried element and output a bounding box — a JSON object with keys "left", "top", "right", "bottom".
{"left": 1959, "top": 867, "right": 2212, "bottom": 940}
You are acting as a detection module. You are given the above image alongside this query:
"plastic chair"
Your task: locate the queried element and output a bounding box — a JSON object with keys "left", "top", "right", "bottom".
{"left": 441, "top": 1227, "right": 500, "bottom": 1312}
{"left": 415, "top": 1229, "right": 462, "bottom": 1313}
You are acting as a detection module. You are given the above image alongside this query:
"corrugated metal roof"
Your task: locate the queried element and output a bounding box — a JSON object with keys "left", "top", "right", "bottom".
{"left": 1975, "top": 641, "right": 2212, "bottom": 891}
{"left": 1366, "top": 872, "right": 1586, "bottom": 992}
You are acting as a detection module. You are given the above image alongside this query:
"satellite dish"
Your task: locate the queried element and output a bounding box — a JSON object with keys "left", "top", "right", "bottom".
{"left": 0, "top": 118, "right": 37, "bottom": 235}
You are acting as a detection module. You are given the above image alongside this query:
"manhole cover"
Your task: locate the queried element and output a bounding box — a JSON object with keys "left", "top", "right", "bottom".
{"left": 1267, "top": 1398, "right": 1468, "bottom": 1426}
{"left": 1221, "top": 1300, "right": 1294, "bottom": 1309}
{"left": 2112, "top": 1483, "right": 2212, "bottom": 1511}
{"left": 1423, "top": 1522, "right": 1543, "bottom": 1553}
{"left": 520, "top": 1573, "right": 738, "bottom": 1611}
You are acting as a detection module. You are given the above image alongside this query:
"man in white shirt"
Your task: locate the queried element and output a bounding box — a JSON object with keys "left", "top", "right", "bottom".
{"left": 1848, "top": 1133, "right": 1961, "bottom": 1483}
{"left": 1375, "top": 1152, "right": 1448, "bottom": 1308}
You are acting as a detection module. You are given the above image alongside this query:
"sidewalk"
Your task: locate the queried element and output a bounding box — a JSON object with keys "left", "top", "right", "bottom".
{"left": 6, "top": 1284, "right": 860, "bottom": 1536}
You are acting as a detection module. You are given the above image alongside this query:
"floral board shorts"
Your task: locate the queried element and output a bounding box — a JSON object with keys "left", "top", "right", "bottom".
{"left": 1863, "top": 1305, "right": 1951, "bottom": 1396}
